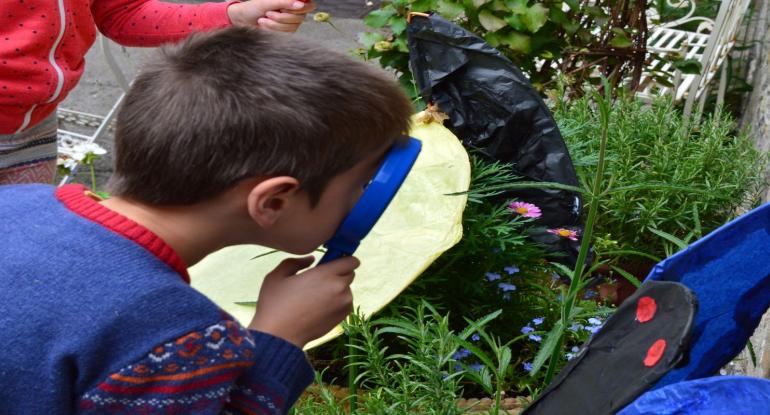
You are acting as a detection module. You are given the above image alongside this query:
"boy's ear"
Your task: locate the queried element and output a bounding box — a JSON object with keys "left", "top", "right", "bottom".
{"left": 246, "top": 176, "right": 302, "bottom": 228}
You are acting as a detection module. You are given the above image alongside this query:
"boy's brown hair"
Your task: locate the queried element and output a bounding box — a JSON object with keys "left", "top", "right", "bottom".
{"left": 108, "top": 27, "right": 413, "bottom": 205}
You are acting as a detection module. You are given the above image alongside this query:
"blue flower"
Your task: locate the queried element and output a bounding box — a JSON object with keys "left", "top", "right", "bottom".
{"left": 583, "top": 289, "right": 598, "bottom": 300}
{"left": 565, "top": 352, "right": 576, "bottom": 361}
{"left": 528, "top": 334, "right": 542, "bottom": 342}
{"left": 498, "top": 282, "right": 517, "bottom": 292}
{"left": 522, "top": 362, "right": 533, "bottom": 372}
{"left": 569, "top": 323, "right": 583, "bottom": 332}
{"left": 452, "top": 348, "right": 472, "bottom": 360}
{"left": 588, "top": 317, "right": 602, "bottom": 326}
{"left": 521, "top": 325, "right": 535, "bottom": 334}
{"left": 586, "top": 325, "right": 602, "bottom": 334}
{"left": 469, "top": 363, "right": 484, "bottom": 372}
{"left": 471, "top": 334, "right": 481, "bottom": 342}
{"left": 485, "top": 272, "right": 502, "bottom": 281}
{"left": 532, "top": 317, "right": 544, "bottom": 326}
{"left": 504, "top": 265, "right": 520, "bottom": 275}
{"left": 571, "top": 346, "right": 580, "bottom": 353}
{"left": 551, "top": 273, "right": 561, "bottom": 282}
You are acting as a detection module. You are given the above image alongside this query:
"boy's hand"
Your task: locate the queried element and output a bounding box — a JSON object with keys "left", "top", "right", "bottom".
{"left": 228, "top": 0, "right": 316, "bottom": 33}
{"left": 248, "top": 256, "right": 359, "bottom": 348}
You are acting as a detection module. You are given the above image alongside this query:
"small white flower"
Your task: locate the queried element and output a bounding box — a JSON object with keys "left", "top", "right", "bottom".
{"left": 63, "top": 158, "right": 79, "bottom": 170}
{"left": 70, "top": 150, "right": 87, "bottom": 162}
{"left": 82, "top": 142, "right": 107, "bottom": 155}
{"left": 366, "top": 1, "right": 373, "bottom": 6}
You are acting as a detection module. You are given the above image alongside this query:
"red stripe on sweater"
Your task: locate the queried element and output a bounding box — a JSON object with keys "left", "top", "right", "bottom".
{"left": 55, "top": 184, "right": 190, "bottom": 283}
{"left": 97, "top": 371, "right": 239, "bottom": 395}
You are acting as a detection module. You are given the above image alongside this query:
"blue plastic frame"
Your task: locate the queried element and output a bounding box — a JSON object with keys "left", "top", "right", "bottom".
{"left": 319, "top": 137, "right": 422, "bottom": 263}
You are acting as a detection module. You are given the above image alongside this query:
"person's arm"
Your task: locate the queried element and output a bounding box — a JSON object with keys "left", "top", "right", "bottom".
{"left": 78, "top": 256, "right": 357, "bottom": 413}
{"left": 78, "top": 319, "right": 314, "bottom": 414}
{"left": 91, "top": 0, "right": 313, "bottom": 47}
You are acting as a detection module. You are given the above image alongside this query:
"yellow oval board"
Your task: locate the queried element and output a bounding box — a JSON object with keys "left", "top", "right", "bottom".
{"left": 189, "top": 114, "right": 471, "bottom": 349}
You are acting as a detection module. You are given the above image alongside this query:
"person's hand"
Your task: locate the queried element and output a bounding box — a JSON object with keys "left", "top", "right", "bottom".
{"left": 248, "top": 256, "right": 359, "bottom": 348}
{"left": 227, "top": 0, "right": 316, "bottom": 33}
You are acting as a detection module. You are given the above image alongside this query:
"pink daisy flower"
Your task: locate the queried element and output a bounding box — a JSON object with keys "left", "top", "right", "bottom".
{"left": 508, "top": 201, "right": 542, "bottom": 219}
{"left": 548, "top": 228, "right": 579, "bottom": 241}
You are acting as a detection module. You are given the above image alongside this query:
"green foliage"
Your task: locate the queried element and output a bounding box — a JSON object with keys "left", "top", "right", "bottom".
{"left": 358, "top": 0, "right": 649, "bottom": 102}
{"left": 365, "top": 153, "right": 612, "bottom": 395}
{"left": 556, "top": 93, "right": 767, "bottom": 259}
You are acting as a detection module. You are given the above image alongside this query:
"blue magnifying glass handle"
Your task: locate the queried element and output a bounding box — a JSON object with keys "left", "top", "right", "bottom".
{"left": 319, "top": 137, "right": 422, "bottom": 264}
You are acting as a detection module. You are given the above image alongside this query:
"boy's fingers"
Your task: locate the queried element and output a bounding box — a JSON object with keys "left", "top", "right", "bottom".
{"left": 267, "top": 256, "right": 315, "bottom": 278}
{"left": 317, "top": 256, "right": 360, "bottom": 275}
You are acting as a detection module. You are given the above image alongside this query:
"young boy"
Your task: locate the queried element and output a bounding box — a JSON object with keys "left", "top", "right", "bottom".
{"left": 0, "top": 0, "right": 315, "bottom": 184}
{"left": 0, "top": 27, "right": 413, "bottom": 414}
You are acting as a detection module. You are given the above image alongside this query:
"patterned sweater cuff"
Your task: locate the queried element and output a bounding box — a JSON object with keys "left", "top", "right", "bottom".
{"left": 248, "top": 330, "right": 315, "bottom": 405}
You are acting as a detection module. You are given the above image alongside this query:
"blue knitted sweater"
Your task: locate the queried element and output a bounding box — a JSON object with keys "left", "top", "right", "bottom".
{"left": 0, "top": 184, "right": 314, "bottom": 414}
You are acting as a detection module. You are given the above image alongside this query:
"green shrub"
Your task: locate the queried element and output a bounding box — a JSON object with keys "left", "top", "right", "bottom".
{"left": 555, "top": 94, "right": 766, "bottom": 259}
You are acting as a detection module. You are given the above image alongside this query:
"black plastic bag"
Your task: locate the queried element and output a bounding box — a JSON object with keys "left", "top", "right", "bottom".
{"left": 407, "top": 13, "right": 584, "bottom": 265}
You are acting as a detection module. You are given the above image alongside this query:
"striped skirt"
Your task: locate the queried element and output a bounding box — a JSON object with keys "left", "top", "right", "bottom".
{"left": 0, "top": 112, "right": 58, "bottom": 185}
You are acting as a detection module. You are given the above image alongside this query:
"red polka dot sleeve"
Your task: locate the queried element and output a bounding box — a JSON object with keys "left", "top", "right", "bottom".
{"left": 91, "top": 0, "right": 238, "bottom": 47}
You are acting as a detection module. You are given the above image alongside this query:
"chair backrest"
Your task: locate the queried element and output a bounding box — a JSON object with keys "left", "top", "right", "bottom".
{"left": 680, "top": 0, "right": 752, "bottom": 116}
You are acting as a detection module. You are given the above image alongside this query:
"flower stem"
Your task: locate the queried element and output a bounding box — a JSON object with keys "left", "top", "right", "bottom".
{"left": 89, "top": 162, "right": 97, "bottom": 192}
{"left": 543, "top": 78, "right": 612, "bottom": 386}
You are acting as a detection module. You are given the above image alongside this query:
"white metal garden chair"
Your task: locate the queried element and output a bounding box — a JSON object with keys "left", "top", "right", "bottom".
{"left": 57, "top": 34, "right": 131, "bottom": 185}
{"left": 638, "top": 0, "right": 753, "bottom": 118}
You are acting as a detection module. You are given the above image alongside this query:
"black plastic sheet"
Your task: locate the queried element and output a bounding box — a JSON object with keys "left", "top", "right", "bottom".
{"left": 407, "top": 14, "right": 583, "bottom": 264}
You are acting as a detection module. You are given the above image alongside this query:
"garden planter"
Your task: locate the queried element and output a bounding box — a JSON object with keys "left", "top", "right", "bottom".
{"left": 596, "top": 260, "right": 656, "bottom": 306}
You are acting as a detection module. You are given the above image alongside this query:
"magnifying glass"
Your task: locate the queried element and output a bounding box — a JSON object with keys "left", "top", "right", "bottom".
{"left": 319, "top": 137, "right": 422, "bottom": 264}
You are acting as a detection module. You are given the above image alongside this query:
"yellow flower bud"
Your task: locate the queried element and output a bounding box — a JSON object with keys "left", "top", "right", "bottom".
{"left": 374, "top": 40, "right": 393, "bottom": 52}
{"left": 313, "top": 12, "right": 331, "bottom": 22}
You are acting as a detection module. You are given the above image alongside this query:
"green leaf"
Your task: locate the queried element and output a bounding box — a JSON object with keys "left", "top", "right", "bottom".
{"left": 672, "top": 58, "right": 703, "bottom": 75}
{"left": 478, "top": 9, "right": 507, "bottom": 32}
{"left": 498, "top": 347, "right": 512, "bottom": 377}
{"left": 358, "top": 31, "right": 386, "bottom": 49}
{"left": 610, "top": 33, "right": 633, "bottom": 48}
{"left": 551, "top": 262, "right": 575, "bottom": 280}
{"left": 436, "top": 0, "right": 465, "bottom": 19}
{"left": 649, "top": 228, "right": 689, "bottom": 250}
{"left": 393, "top": 37, "right": 409, "bottom": 52}
{"left": 472, "top": 0, "right": 491, "bottom": 8}
{"left": 505, "top": 14, "right": 526, "bottom": 31}
{"left": 600, "top": 249, "right": 662, "bottom": 263}
{"left": 748, "top": 340, "right": 757, "bottom": 367}
{"left": 503, "top": 0, "right": 527, "bottom": 13}
{"left": 484, "top": 31, "right": 503, "bottom": 47}
{"left": 459, "top": 309, "right": 503, "bottom": 339}
{"left": 521, "top": 3, "right": 548, "bottom": 33}
{"left": 498, "top": 30, "right": 531, "bottom": 53}
{"left": 610, "top": 265, "right": 642, "bottom": 288}
{"left": 530, "top": 320, "right": 564, "bottom": 376}
{"left": 455, "top": 337, "right": 497, "bottom": 370}
{"left": 390, "top": 16, "right": 407, "bottom": 35}
{"left": 364, "top": 7, "right": 397, "bottom": 28}
{"left": 411, "top": 0, "right": 435, "bottom": 12}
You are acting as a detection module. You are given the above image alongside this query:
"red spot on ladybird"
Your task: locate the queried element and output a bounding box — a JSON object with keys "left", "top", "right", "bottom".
{"left": 636, "top": 296, "right": 657, "bottom": 323}
{"left": 643, "top": 339, "right": 666, "bottom": 367}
